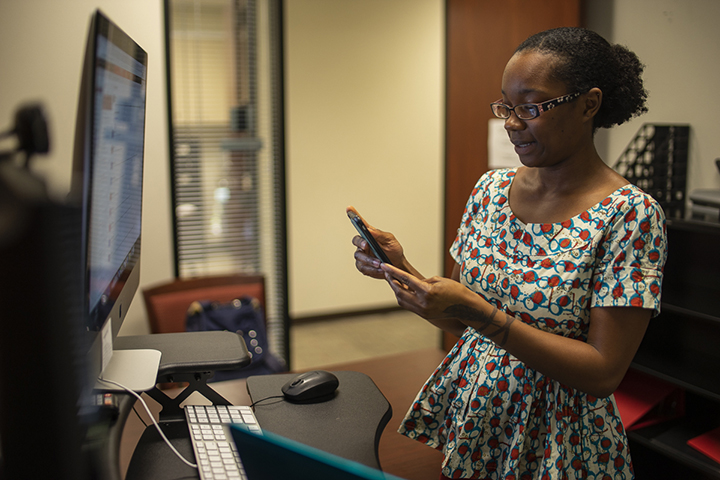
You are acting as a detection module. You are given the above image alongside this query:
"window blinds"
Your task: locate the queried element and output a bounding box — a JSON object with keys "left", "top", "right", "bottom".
{"left": 165, "top": 0, "right": 288, "bottom": 363}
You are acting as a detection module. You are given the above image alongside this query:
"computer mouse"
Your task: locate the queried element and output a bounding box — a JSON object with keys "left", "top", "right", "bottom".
{"left": 281, "top": 370, "right": 339, "bottom": 403}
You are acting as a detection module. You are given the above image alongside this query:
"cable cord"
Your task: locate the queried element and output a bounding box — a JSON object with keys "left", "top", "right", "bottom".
{"left": 249, "top": 395, "right": 285, "bottom": 408}
{"left": 97, "top": 377, "right": 198, "bottom": 469}
{"left": 132, "top": 404, "right": 149, "bottom": 428}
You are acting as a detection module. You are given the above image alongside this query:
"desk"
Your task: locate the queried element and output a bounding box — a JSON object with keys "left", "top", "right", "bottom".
{"left": 119, "top": 348, "right": 446, "bottom": 480}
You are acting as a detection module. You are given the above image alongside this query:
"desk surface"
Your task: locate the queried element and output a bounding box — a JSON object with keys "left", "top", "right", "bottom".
{"left": 120, "top": 348, "right": 447, "bottom": 480}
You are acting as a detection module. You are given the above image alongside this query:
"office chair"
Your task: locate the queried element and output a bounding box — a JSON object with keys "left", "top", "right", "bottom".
{"left": 141, "top": 274, "right": 279, "bottom": 388}
{"left": 142, "top": 274, "right": 266, "bottom": 334}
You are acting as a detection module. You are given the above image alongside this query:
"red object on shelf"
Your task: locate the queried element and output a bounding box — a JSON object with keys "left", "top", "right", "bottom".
{"left": 614, "top": 369, "right": 685, "bottom": 431}
{"left": 687, "top": 426, "right": 720, "bottom": 465}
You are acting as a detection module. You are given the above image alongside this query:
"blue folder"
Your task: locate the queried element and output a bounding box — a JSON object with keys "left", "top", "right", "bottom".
{"left": 229, "top": 424, "right": 406, "bottom": 480}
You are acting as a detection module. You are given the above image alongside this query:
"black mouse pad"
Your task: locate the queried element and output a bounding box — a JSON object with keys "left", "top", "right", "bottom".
{"left": 246, "top": 371, "right": 392, "bottom": 469}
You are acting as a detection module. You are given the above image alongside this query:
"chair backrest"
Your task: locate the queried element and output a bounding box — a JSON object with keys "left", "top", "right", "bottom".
{"left": 142, "top": 275, "right": 266, "bottom": 334}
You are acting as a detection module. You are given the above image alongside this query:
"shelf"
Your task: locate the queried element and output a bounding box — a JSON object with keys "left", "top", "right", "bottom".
{"left": 662, "top": 303, "right": 720, "bottom": 323}
{"left": 632, "top": 301, "right": 720, "bottom": 401}
{"left": 660, "top": 219, "right": 720, "bottom": 318}
{"left": 662, "top": 297, "right": 720, "bottom": 322}
{"left": 630, "top": 418, "right": 720, "bottom": 478}
{"left": 625, "top": 218, "right": 720, "bottom": 479}
{"left": 630, "top": 360, "right": 720, "bottom": 404}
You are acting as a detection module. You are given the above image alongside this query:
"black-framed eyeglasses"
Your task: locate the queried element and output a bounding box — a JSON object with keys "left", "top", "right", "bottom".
{"left": 490, "top": 92, "right": 583, "bottom": 120}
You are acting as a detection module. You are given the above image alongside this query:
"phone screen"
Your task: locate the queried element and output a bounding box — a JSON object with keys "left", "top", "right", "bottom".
{"left": 347, "top": 211, "right": 392, "bottom": 265}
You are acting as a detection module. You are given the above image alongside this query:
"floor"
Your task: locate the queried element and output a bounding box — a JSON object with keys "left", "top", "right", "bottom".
{"left": 290, "top": 309, "right": 442, "bottom": 371}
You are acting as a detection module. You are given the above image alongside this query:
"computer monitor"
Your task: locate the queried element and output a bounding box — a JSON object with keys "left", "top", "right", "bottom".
{"left": 71, "top": 9, "right": 159, "bottom": 391}
{"left": 0, "top": 9, "right": 161, "bottom": 478}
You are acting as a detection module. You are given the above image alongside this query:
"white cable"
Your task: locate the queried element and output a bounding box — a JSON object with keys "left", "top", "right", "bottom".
{"left": 97, "top": 378, "right": 198, "bottom": 469}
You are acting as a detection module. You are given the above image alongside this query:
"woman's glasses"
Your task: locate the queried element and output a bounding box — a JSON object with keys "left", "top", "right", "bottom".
{"left": 490, "top": 92, "right": 583, "bottom": 120}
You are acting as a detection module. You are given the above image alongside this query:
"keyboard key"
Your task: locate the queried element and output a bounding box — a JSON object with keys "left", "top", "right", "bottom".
{"left": 185, "top": 404, "right": 259, "bottom": 480}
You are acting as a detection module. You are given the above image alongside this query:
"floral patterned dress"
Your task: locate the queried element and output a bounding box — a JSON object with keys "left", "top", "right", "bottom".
{"left": 398, "top": 168, "right": 667, "bottom": 480}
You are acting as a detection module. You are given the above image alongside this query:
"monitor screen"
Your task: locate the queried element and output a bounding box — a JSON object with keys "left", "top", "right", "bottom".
{"left": 85, "top": 23, "right": 145, "bottom": 333}
{"left": 71, "top": 9, "right": 150, "bottom": 385}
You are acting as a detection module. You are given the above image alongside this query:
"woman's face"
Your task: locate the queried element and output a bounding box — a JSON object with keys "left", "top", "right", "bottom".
{"left": 500, "top": 50, "right": 591, "bottom": 169}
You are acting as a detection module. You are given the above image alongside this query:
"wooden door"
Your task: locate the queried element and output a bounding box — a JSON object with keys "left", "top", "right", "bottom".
{"left": 443, "top": 0, "right": 581, "bottom": 350}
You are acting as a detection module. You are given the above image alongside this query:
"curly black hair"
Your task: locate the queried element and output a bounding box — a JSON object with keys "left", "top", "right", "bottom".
{"left": 515, "top": 27, "right": 648, "bottom": 131}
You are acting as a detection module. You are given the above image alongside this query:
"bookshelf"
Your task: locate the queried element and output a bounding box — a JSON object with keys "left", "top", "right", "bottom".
{"left": 626, "top": 219, "right": 720, "bottom": 479}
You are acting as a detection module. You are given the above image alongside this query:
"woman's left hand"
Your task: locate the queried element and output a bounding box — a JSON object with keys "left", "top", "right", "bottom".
{"left": 381, "top": 263, "right": 473, "bottom": 321}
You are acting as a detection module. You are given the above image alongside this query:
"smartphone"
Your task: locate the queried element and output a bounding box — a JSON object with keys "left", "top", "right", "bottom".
{"left": 347, "top": 210, "right": 392, "bottom": 265}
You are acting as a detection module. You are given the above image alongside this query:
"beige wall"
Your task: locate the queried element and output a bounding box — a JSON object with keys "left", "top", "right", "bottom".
{"left": 586, "top": 0, "right": 720, "bottom": 195}
{"left": 0, "top": 0, "right": 445, "bottom": 328}
{"left": 284, "top": 0, "right": 445, "bottom": 318}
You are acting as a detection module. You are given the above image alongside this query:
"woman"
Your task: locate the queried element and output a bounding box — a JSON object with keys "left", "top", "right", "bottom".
{"left": 349, "top": 27, "right": 666, "bottom": 479}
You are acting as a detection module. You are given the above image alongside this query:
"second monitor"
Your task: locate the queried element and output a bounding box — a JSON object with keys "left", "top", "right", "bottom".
{"left": 71, "top": 9, "right": 159, "bottom": 392}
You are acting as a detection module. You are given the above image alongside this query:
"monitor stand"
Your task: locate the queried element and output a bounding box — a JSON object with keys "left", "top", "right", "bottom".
{"left": 114, "top": 331, "right": 252, "bottom": 420}
{"left": 95, "top": 349, "right": 162, "bottom": 392}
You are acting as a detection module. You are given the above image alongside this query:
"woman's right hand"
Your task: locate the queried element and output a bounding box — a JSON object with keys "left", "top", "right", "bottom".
{"left": 347, "top": 206, "right": 406, "bottom": 279}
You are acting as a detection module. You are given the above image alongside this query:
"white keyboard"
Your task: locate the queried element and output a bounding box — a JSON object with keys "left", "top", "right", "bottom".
{"left": 185, "top": 404, "right": 261, "bottom": 480}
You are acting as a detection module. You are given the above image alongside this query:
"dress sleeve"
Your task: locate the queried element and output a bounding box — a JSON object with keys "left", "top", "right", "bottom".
{"left": 591, "top": 191, "right": 668, "bottom": 316}
{"left": 450, "top": 170, "right": 496, "bottom": 265}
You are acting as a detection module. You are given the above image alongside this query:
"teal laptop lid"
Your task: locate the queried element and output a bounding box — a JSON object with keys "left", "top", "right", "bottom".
{"left": 229, "top": 424, "right": 406, "bottom": 480}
